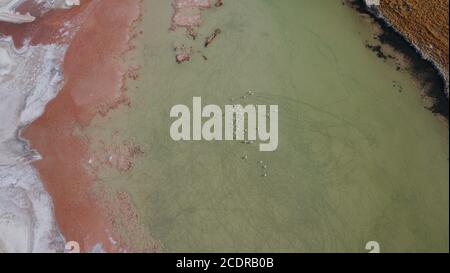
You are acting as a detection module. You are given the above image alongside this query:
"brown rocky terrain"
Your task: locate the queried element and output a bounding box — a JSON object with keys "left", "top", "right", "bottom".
{"left": 378, "top": 0, "right": 449, "bottom": 91}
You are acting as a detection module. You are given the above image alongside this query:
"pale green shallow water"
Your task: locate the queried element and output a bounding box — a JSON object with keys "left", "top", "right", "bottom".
{"left": 88, "top": 0, "right": 448, "bottom": 252}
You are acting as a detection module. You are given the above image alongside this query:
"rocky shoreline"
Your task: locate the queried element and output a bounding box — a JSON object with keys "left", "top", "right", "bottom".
{"left": 364, "top": 0, "right": 448, "bottom": 96}
{"left": 351, "top": 0, "right": 449, "bottom": 120}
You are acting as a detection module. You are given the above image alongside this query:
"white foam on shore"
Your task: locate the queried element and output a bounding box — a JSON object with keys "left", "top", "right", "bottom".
{"left": 0, "top": 35, "right": 67, "bottom": 252}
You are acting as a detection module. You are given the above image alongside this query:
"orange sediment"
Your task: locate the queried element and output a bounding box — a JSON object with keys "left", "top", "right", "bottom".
{"left": 0, "top": 0, "right": 156, "bottom": 252}
{"left": 379, "top": 0, "right": 449, "bottom": 85}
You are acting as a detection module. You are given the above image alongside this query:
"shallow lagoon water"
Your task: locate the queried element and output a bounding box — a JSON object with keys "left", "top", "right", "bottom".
{"left": 87, "top": 0, "right": 448, "bottom": 252}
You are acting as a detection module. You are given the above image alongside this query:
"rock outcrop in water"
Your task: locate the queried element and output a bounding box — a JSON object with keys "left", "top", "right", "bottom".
{"left": 170, "top": 0, "right": 224, "bottom": 63}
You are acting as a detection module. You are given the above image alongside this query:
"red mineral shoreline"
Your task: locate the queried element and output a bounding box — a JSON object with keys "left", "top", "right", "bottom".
{"left": 0, "top": 0, "right": 157, "bottom": 252}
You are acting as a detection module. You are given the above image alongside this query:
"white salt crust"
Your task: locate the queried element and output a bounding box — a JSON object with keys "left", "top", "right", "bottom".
{"left": 0, "top": 1, "right": 78, "bottom": 252}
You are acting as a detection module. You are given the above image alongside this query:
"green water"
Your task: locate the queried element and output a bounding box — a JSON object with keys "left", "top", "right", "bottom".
{"left": 88, "top": 0, "right": 449, "bottom": 252}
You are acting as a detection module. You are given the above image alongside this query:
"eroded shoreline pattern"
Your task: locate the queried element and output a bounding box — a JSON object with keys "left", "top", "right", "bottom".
{"left": 0, "top": 0, "right": 77, "bottom": 253}
{"left": 1, "top": 0, "right": 158, "bottom": 252}
{"left": 0, "top": 0, "right": 448, "bottom": 253}
{"left": 350, "top": 0, "right": 449, "bottom": 120}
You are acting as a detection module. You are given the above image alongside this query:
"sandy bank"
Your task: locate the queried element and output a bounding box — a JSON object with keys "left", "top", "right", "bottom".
{"left": 0, "top": 0, "right": 81, "bottom": 253}
{"left": 1, "top": 0, "right": 157, "bottom": 252}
